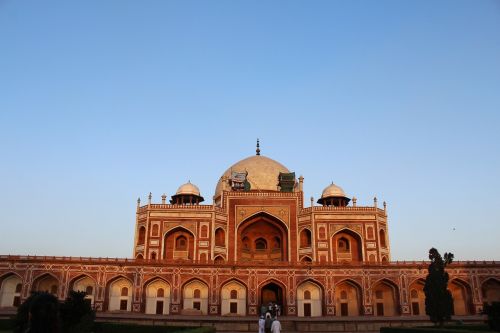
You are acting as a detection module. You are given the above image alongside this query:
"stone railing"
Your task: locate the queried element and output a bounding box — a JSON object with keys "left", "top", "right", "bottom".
{"left": 0, "top": 255, "right": 498, "bottom": 267}
{"left": 300, "top": 206, "right": 385, "bottom": 214}
{"left": 138, "top": 204, "right": 215, "bottom": 213}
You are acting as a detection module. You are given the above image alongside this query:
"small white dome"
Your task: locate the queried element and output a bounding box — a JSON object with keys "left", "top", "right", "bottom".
{"left": 176, "top": 181, "right": 201, "bottom": 196}
{"left": 321, "top": 183, "right": 347, "bottom": 199}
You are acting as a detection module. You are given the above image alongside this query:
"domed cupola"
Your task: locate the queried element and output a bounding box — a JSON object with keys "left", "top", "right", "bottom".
{"left": 214, "top": 140, "right": 294, "bottom": 202}
{"left": 170, "top": 181, "right": 204, "bottom": 205}
{"left": 317, "top": 182, "right": 351, "bottom": 207}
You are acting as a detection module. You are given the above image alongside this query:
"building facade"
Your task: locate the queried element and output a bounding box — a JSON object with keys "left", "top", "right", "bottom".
{"left": 1, "top": 149, "right": 499, "bottom": 317}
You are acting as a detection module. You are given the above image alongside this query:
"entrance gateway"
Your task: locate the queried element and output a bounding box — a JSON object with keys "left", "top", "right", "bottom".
{"left": 261, "top": 282, "right": 284, "bottom": 315}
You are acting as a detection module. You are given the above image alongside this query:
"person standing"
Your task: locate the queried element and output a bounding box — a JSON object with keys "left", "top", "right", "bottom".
{"left": 271, "top": 317, "right": 282, "bottom": 333}
{"left": 264, "top": 312, "right": 273, "bottom": 333}
{"left": 258, "top": 315, "right": 265, "bottom": 333}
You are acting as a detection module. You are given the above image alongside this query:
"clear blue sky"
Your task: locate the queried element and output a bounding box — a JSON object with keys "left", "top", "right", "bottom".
{"left": 1, "top": 1, "right": 499, "bottom": 260}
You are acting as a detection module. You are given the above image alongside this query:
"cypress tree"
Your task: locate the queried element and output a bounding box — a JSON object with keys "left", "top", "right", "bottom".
{"left": 424, "top": 247, "right": 454, "bottom": 326}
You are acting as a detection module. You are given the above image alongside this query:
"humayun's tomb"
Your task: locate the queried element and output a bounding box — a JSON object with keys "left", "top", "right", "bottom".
{"left": 1, "top": 143, "right": 499, "bottom": 326}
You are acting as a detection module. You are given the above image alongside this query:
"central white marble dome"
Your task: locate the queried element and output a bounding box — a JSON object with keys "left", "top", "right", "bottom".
{"left": 214, "top": 155, "right": 290, "bottom": 198}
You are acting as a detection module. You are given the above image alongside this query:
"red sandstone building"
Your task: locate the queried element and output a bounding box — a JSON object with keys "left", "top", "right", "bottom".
{"left": 1, "top": 147, "right": 499, "bottom": 318}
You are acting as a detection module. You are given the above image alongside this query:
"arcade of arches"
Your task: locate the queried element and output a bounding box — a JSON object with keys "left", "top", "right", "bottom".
{"left": 2, "top": 271, "right": 497, "bottom": 316}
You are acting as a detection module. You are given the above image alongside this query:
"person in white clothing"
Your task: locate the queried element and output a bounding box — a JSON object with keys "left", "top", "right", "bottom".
{"left": 271, "top": 317, "right": 281, "bottom": 333}
{"left": 258, "top": 315, "right": 265, "bottom": 333}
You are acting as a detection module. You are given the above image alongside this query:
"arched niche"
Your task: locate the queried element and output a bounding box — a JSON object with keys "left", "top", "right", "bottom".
{"left": 71, "top": 275, "right": 96, "bottom": 305}
{"left": 482, "top": 278, "right": 500, "bottom": 305}
{"left": 221, "top": 280, "right": 247, "bottom": 316}
{"left": 214, "top": 256, "right": 225, "bottom": 264}
{"left": 32, "top": 273, "right": 59, "bottom": 296}
{"left": 182, "top": 279, "right": 208, "bottom": 314}
{"left": 449, "top": 279, "right": 473, "bottom": 315}
{"left": 335, "top": 279, "right": 362, "bottom": 316}
{"left": 297, "top": 281, "right": 323, "bottom": 317}
{"left": 237, "top": 213, "right": 288, "bottom": 262}
{"left": 138, "top": 226, "right": 146, "bottom": 245}
{"left": 372, "top": 279, "right": 400, "bottom": 316}
{"left": 408, "top": 279, "right": 425, "bottom": 316}
{"left": 299, "top": 229, "right": 312, "bottom": 248}
{"left": 379, "top": 229, "right": 387, "bottom": 248}
{"left": 259, "top": 280, "right": 286, "bottom": 315}
{"left": 106, "top": 277, "right": 133, "bottom": 311}
{"left": 0, "top": 274, "right": 22, "bottom": 308}
{"left": 163, "top": 227, "right": 195, "bottom": 261}
{"left": 331, "top": 229, "right": 363, "bottom": 263}
{"left": 215, "top": 228, "right": 225, "bottom": 247}
{"left": 145, "top": 279, "right": 171, "bottom": 315}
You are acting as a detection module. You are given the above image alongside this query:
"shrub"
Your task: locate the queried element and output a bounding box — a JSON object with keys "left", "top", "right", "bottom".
{"left": 484, "top": 302, "right": 500, "bottom": 332}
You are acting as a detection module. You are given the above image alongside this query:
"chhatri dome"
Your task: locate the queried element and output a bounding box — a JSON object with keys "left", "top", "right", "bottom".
{"left": 170, "top": 181, "right": 204, "bottom": 205}
{"left": 317, "top": 182, "right": 351, "bottom": 207}
{"left": 214, "top": 140, "right": 292, "bottom": 200}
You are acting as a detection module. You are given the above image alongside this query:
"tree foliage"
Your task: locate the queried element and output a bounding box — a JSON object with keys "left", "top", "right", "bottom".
{"left": 483, "top": 302, "right": 500, "bottom": 332}
{"left": 60, "top": 291, "right": 95, "bottom": 333}
{"left": 14, "top": 292, "right": 60, "bottom": 333}
{"left": 14, "top": 291, "right": 94, "bottom": 333}
{"left": 424, "top": 247, "right": 454, "bottom": 326}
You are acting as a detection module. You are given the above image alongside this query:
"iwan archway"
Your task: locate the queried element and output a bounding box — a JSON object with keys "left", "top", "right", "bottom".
{"left": 237, "top": 212, "right": 288, "bottom": 262}
{"left": 260, "top": 280, "right": 286, "bottom": 315}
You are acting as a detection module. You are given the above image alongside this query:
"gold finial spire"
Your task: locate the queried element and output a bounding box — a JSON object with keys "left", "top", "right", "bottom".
{"left": 256, "top": 138, "right": 261, "bottom": 156}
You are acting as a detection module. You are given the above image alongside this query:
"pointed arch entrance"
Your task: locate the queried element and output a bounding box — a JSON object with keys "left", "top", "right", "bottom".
{"left": 163, "top": 227, "right": 195, "bottom": 260}
{"left": 260, "top": 281, "right": 286, "bottom": 315}
{"left": 0, "top": 274, "right": 22, "bottom": 308}
{"left": 332, "top": 229, "right": 363, "bottom": 263}
{"left": 482, "top": 278, "right": 500, "bottom": 305}
{"left": 237, "top": 213, "right": 288, "bottom": 262}
{"left": 335, "top": 279, "right": 362, "bottom": 316}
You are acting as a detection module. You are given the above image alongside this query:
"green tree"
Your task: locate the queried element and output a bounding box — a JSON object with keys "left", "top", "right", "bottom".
{"left": 14, "top": 292, "right": 60, "bottom": 333}
{"left": 14, "top": 291, "right": 94, "bottom": 333}
{"left": 59, "top": 290, "right": 95, "bottom": 333}
{"left": 424, "top": 248, "right": 454, "bottom": 326}
{"left": 483, "top": 302, "right": 500, "bottom": 332}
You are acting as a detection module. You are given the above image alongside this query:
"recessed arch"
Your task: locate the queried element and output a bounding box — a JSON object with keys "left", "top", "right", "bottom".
{"left": 408, "top": 278, "right": 425, "bottom": 315}
{"left": 331, "top": 228, "right": 363, "bottom": 263}
{"left": 449, "top": 278, "right": 473, "bottom": 315}
{"left": 182, "top": 279, "right": 209, "bottom": 314}
{"left": 299, "top": 228, "right": 312, "bottom": 248}
{"left": 297, "top": 279, "right": 324, "bottom": 317}
{"left": 300, "top": 255, "right": 313, "bottom": 263}
{"left": 379, "top": 229, "right": 387, "bottom": 248}
{"left": 105, "top": 275, "right": 133, "bottom": 312}
{"left": 215, "top": 228, "right": 225, "bottom": 247}
{"left": 144, "top": 277, "right": 171, "bottom": 315}
{"left": 372, "top": 278, "right": 400, "bottom": 316}
{"left": 69, "top": 274, "right": 96, "bottom": 305}
{"left": 482, "top": 277, "right": 500, "bottom": 305}
{"left": 221, "top": 279, "right": 247, "bottom": 315}
{"left": 335, "top": 279, "right": 362, "bottom": 316}
{"left": 0, "top": 272, "right": 22, "bottom": 281}
{"left": 237, "top": 212, "right": 289, "bottom": 262}
{"left": 0, "top": 273, "right": 22, "bottom": 307}
{"left": 258, "top": 278, "right": 287, "bottom": 315}
{"left": 138, "top": 226, "right": 146, "bottom": 245}
{"left": 163, "top": 226, "right": 196, "bottom": 261}
{"left": 214, "top": 255, "right": 225, "bottom": 264}
{"left": 237, "top": 211, "right": 289, "bottom": 231}
{"left": 32, "top": 273, "right": 59, "bottom": 296}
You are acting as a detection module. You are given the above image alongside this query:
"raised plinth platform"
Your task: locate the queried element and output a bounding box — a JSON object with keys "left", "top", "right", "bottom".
{"left": 95, "top": 313, "right": 485, "bottom": 333}
{"left": 0, "top": 309, "right": 486, "bottom": 333}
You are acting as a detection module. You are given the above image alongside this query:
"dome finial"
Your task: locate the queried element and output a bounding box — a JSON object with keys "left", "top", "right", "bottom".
{"left": 256, "top": 138, "right": 261, "bottom": 156}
